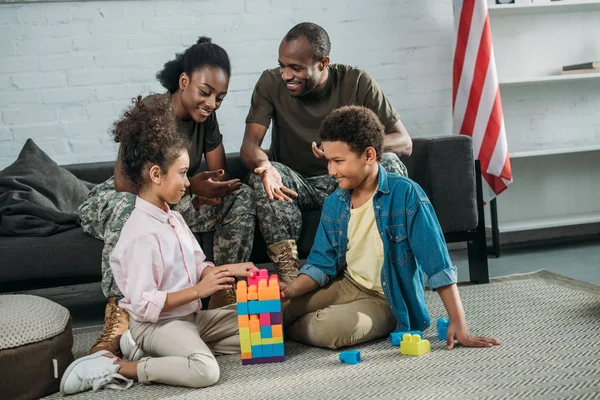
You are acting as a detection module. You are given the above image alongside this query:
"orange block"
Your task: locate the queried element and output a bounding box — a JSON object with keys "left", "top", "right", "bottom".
{"left": 238, "top": 315, "right": 249, "bottom": 328}
{"left": 249, "top": 314, "right": 261, "bottom": 333}
{"left": 236, "top": 281, "right": 248, "bottom": 302}
{"left": 271, "top": 324, "right": 283, "bottom": 338}
{"left": 241, "top": 352, "right": 253, "bottom": 359}
{"left": 248, "top": 285, "right": 258, "bottom": 301}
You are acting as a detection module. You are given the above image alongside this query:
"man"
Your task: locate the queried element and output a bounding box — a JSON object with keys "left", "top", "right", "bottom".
{"left": 241, "top": 22, "right": 412, "bottom": 283}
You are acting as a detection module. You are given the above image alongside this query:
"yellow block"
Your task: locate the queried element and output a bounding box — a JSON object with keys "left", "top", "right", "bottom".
{"left": 400, "top": 334, "right": 430, "bottom": 356}
{"left": 239, "top": 327, "right": 250, "bottom": 342}
{"left": 262, "top": 336, "right": 283, "bottom": 345}
{"left": 240, "top": 340, "right": 252, "bottom": 353}
{"left": 251, "top": 332, "right": 262, "bottom": 345}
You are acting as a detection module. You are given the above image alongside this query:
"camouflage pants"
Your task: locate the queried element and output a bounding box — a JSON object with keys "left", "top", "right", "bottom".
{"left": 247, "top": 153, "right": 408, "bottom": 246}
{"left": 79, "top": 177, "right": 256, "bottom": 299}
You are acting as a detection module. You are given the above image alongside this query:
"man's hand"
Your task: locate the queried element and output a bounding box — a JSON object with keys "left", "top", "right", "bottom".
{"left": 311, "top": 142, "right": 326, "bottom": 160}
{"left": 254, "top": 162, "right": 298, "bottom": 202}
{"left": 189, "top": 169, "right": 242, "bottom": 199}
{"left": 194, "top": 269, "right": 235, "bottom": 299}
{"left": 446, "top": 319, "right": 501, "bottom": 350}
{"left": 193, "top": 195, "right": 222, "bottom": 210}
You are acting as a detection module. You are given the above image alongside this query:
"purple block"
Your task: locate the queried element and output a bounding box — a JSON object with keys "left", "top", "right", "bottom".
{"left": 270, "top": 312, "right": 282, "bottom": 325}
{"left": 241, "top": 356, "right": 285, "bottom": 365}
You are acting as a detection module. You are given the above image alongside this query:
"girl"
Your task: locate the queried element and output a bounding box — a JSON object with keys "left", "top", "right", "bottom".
{"left": 61, "top": 96, "right": 255, "bottom": 395}
{"left": 78, "top": 37, "right": 256, "bottom": 358}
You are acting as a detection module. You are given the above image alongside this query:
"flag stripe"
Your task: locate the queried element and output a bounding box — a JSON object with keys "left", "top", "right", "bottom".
{"left": 453, "top": 0, "right": 513, "bottom": 202}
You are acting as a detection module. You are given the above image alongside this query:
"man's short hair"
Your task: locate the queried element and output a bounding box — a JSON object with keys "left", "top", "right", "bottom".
{"left": 320, "top": 106, "right": 384, "bottom": 161}
{"left": 284, "top": 22, "right": 331, "bottom": 60}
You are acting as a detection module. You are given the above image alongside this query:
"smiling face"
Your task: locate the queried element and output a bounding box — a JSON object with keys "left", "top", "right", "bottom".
{"left": 322, "top": 140, "right": 377, "bottom": 191}
{"left": 278, "top": 36, "right": 327, "bottom": 98}
{"left": 152, "top": 150, "right": 191, "bottom": 205}
{"left": 179, "top": 67, "right": 229, "bottom": 123}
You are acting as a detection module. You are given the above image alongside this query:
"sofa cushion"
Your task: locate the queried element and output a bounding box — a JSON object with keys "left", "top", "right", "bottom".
{"left": 0, "top": 139, "right": 90, "bottom": 236}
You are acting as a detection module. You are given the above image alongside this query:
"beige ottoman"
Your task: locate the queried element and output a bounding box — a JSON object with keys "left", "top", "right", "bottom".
{"left": 0, "top": 294, "right": 74, "bottom": 400}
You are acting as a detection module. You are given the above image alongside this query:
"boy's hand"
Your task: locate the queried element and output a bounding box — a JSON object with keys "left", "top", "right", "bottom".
{"left": 219, "top": 262, "right": 258, "bottom": 278}
{"left": 194, "top": 269, "right": 235, "bottom": 299}
{"left": 311, "top": 142, "right": 326, "bottom": 160}
{"left": 279, "top": 281, "right": 297, "bottom": 301}
{"left": 446, "top": 320, "right": 501, "bottom": 350}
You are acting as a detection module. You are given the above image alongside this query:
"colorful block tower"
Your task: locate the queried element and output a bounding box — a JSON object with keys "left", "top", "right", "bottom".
{"left": 236, "top": 269, "right": 285, "bottom": 365}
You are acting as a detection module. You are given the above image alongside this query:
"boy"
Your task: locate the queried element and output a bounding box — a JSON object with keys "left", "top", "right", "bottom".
{"left": 280, "top": 105, "right": 500, "bottom": 350}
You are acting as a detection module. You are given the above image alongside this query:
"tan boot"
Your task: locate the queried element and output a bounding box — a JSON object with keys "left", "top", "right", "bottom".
{"left": 267, "top": 239, "right": 300, "bottom": 284}
{"left": 89, "top": 297, "right": 129, "bottom": 356}
{"left": 207, "top": 287, "right": 237, "bottom": 310}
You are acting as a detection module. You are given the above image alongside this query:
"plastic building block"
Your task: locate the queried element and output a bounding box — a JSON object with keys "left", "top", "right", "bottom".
{"left": 260, "top": 326, "right": 272, "bottom": 338}
{"left": 237, "top": 302, "right": 248, "bottom": 315}
{"left": 273, "top": 343, "right": 285, "bottom": 357}
{"left": 389, "top": 330, "right": 422, "bottom": 346}
{"left": 437, "top": 318, "right": 449, "bottom": 341}
{"left": 270, "top": 312, "right": 282, "bottom": 325}
{"left": 400, "top": 334, "right": 430, "bottom": 356}
{"left": 259, "top": 313, "right": 271, "bottom": 326}
{"left": 237, "top": 268, "right": 285, "bottom": 365}
{"left": 339, "top": 350, "right": 361, "bottom": 364}
{"left": 251, "top": 345, "right": 263, "bottom": 358}
{"left": 242, "top": 356, "right": 285, "bottom": 365}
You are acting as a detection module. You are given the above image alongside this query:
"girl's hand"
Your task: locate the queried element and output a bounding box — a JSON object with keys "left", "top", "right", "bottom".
{"left": 194, "top": 269, "right": 235, "bottom": 299}
{"left": 219, "top": 262, "right": 258, "bottom": 278}
{"left": 446, "top": 320, "right": 501, "bottom": 350}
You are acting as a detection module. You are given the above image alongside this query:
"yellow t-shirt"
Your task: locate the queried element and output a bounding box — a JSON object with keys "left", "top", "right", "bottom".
{"left": 346, "top": 195, "right": 384, "bottom": 293}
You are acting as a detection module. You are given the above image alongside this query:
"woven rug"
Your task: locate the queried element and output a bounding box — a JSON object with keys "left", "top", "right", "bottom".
{"left": 44, "top": 270, "right": 600, "bottom": 399}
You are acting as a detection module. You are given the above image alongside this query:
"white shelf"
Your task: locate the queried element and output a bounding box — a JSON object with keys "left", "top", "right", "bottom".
{"left": 489, "top": 1, "right": 600, "bottom": 16}
{"left": 510, "top": 144, "right": 600, "bottom": 158}
{"left": 499, "top": 72, "right": 600, "bottom": 86}
{"left": 486, "top": 211, "right": 600, "bottom": 232}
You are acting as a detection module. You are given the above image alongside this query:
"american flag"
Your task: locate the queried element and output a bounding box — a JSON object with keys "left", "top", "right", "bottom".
{"left": 452, "top": 0, "right": 513, "bottom": 202}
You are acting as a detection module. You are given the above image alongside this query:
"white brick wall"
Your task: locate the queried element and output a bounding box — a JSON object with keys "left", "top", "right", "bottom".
{"left": 0, "top": 0, "right": 454, "bottom": 169}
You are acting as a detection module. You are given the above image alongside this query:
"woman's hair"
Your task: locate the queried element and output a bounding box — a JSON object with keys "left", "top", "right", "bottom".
{"left": 319, "top": 105, "right": 384, "bottom": 161}
{"left": 112, "top": 95, "right": 190, "bottom": 192}
{"left": 156, "top": 36, "right": 231, "bottom": 94}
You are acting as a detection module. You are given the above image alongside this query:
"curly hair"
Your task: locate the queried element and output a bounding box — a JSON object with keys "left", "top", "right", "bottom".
{"left": 156, "top": 36, "right": 231, "bottom": 94}
{"left": 284, "top": 22, "right": 331, "bottom": 60}
{"left": 111, "top": 95, "right": 190, "bottom": 192}
{"left": 319, "top": 106, "right": 384, "bottom": 161}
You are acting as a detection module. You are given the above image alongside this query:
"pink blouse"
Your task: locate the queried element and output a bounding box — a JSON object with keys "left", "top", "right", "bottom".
{"left": 110, "top": 197, "right": 212, "bottom": 322}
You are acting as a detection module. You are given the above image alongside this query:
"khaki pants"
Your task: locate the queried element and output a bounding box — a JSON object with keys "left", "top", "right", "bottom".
{"left": 283, "top": 273, "right": 396, "bottom": 349}
{"left": 129, "top": 309, "right": 239, "bottom": 388}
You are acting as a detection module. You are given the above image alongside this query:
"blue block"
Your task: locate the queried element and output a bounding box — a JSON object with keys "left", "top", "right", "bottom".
{"left": 273, "top": 343, "right": 285, "bottom": 357}
{"left": 260, "top": 326, "right": 272, "bottom": 338}
{"left": 437, "top": 318, "right": 449, "bottom": 341}
{"left": 248, "top": 299, "right": 281, "bottom": 314}
{"left": 251, "top": 345, "right": 263, "bottom": 358}
{"left": 339, "top": 350, "right": 361, "bottom": 364}
{"left": 262, "top": 344, "right": 273, "bottom": 357}
{"left": 390, "top": 330, "right": 422, "bottom": 346}
{"left": 237, "top": 302, "right": 248, "bottom": 315}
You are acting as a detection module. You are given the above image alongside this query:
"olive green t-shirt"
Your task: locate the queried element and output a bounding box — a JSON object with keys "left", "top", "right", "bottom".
{"left": 142, "top": 93, "right": 223, "bottom": 177}
{"left": 245, "top": 64, "right": 400, "bottom": 177}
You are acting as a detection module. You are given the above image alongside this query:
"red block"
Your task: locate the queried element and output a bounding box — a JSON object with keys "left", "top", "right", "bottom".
{"left": 259, "top": 313, "right": 271, "bottom": 326}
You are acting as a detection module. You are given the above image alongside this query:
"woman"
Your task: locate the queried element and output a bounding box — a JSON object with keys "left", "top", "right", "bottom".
{"left": 79, "top": 37, "right": 255, "bottom": 358}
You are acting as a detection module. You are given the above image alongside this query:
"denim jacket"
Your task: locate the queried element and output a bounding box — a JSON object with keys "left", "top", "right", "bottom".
{"left": 298, "top": 165, "right": 457, "bottom": 332}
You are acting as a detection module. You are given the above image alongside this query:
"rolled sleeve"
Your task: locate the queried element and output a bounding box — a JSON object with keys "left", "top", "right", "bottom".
{"left": 141, "top": 290, "right": 167, "bottom": 322}
{"left": 245, "top": 71, "right": 274, "bottom": 128}
{"left": 427, "top": 266, "right": 458, "bottom": 290}
{"left": 298, "top": 264, "right": 330, "bottom": 287}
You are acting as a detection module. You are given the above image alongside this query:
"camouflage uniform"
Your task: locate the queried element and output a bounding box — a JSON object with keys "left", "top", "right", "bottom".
{"left": 79, "top": 177, "right": 256, "bottom": 299}
{"left": 248, "top": 152, "right": 408, "bottom": 246}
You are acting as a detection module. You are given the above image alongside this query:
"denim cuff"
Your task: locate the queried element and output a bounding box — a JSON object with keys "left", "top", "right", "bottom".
{"left": 427, "top": 266, "right": 458, "bottom": 290}
{"left": 298, "top": 264, "right": 330, "bottom": 286}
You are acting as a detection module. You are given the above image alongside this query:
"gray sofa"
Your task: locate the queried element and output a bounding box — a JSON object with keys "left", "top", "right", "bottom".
{"left": 0, "top": 135, "right": 489, "bottom": 293}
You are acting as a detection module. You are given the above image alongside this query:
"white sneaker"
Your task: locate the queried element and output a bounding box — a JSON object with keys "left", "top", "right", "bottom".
{"left": 120, "top": 330, "right": 145, "bottom": 361}
{"left": 60, "top": 350, "right": 133, "bottom": 395}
